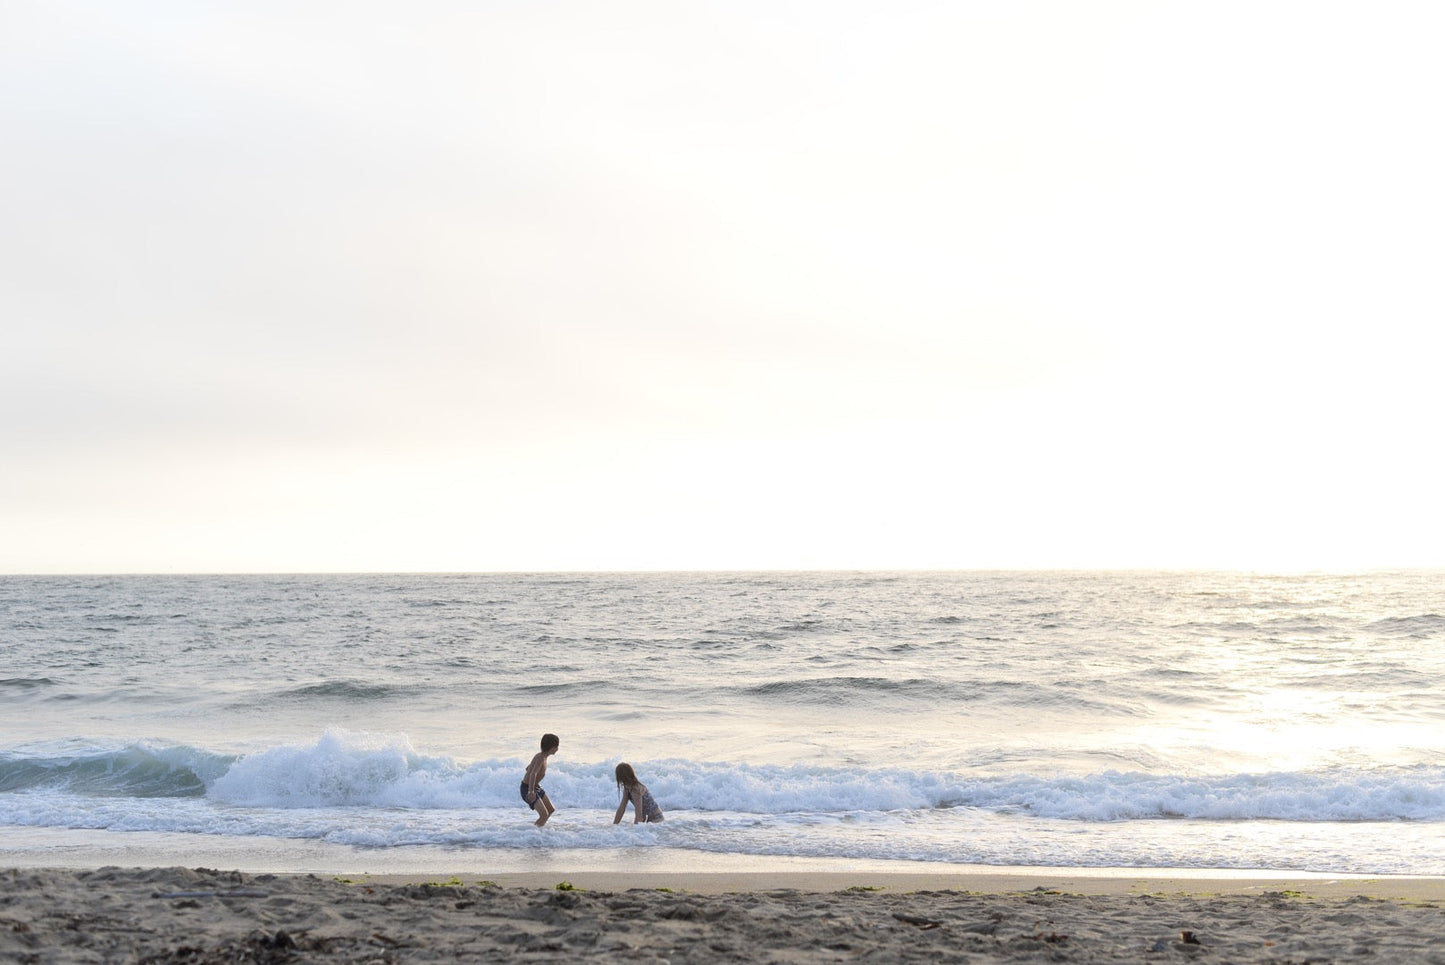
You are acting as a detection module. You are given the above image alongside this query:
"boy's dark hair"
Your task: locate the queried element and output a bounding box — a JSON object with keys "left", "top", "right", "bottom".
{"left": 541, "top": 733, "right": 560, "bottom": 753}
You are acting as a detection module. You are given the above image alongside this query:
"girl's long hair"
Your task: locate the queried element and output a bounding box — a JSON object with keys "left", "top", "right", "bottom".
{"left": 615, "top": 762, "right": 639, "bottom": 792}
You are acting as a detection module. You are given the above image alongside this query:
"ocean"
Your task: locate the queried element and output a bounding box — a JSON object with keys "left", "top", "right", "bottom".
{"left": 3, "top": 570, "right": 1444, "bottom": 877}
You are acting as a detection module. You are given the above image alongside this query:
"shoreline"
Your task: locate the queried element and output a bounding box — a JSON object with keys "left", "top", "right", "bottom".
{"left": 7, "top": 826, "right": 1443, "bottom": 899}
{"left": 9, "top": 826, "right": 1440, "bottom": 887}
{"left": 5, "top": 865, "right": 1445, "bottom": 963}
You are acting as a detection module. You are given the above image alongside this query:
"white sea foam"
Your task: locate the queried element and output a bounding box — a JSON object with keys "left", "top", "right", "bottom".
{"left": 199, "top": 731, "right": 1445, "bottom": 821}
{"left": 8, "top": 785, "right": 1445, "bottom": 875}
{"left": 11, "top": 730, "right": 1444, "bottom": 827}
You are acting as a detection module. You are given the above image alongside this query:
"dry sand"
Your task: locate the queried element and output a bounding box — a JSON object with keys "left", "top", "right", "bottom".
{"left": 4, "top": 866, "right": 1445, "bottom": 963}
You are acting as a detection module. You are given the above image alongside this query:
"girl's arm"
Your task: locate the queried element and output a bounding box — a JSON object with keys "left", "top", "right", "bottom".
{"left": 613, "top": 795, "right": 629, "bottom": 824}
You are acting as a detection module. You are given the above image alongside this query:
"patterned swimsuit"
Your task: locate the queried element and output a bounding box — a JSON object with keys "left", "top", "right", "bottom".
{"left": 636, "top": 785, "right": 663, "bottom": 822}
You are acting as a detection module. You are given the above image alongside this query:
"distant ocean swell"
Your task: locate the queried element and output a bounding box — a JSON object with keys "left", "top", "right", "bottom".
{"left": 6, "top": 733, "right": 1445, "bottom": 823}
{"left": 6, "top": 675, "right": 1154, "bottom": 715}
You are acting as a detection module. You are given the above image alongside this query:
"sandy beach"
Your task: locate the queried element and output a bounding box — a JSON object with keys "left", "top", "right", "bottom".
{"left": 5, "top": 867, "right": 1445, "bottom": 963}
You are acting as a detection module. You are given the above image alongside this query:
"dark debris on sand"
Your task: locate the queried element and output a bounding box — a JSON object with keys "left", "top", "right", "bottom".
{"left": 134, "top": 929, "right": 400, "bottom": 965}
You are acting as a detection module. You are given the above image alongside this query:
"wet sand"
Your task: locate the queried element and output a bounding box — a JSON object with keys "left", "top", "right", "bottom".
{"left": 5, "top": 866, "right": 1445, "bottom": 962}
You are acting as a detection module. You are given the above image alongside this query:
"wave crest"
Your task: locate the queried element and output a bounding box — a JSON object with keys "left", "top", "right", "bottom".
{"left": 0, "top": 744, "right": 230, "bottom": 797}
{"left": 11, "top": 733, "right": 1445, "bottom": 824}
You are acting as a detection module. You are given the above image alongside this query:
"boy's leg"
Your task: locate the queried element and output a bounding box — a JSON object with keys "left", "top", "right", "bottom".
{"left": 534, "top": 791, "right": 553, "bottom": 826}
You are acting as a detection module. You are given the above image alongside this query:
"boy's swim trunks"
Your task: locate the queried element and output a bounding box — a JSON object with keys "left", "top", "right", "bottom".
{"left": 520, "top": 781, "right": 547, "bottom": 810}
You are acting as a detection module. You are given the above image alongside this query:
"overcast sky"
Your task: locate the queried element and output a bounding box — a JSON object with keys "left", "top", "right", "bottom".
{"left": 3, "top": 1, "right": 1441, "bottom": 574}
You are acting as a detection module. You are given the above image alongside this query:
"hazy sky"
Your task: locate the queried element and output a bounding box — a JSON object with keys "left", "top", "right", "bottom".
{"left": 4, "top": 2, "right": 1442, "bottom": 574}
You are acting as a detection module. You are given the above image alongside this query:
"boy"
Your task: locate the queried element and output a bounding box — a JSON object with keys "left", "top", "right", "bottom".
{"left": 521, "top": 733, "right": 559, "bottom": 827}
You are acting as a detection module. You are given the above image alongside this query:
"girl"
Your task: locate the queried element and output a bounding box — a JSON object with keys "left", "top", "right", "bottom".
{"left": 613, "top": 762, "right": 664, "bottom": 824}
